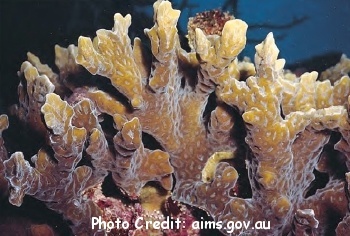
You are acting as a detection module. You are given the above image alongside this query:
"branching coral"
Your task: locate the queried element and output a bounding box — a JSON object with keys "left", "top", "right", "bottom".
{"left": 217, "top": 32, "right": 350, "bottom": 235}
{"left": 1, "top": 0, "right": 350, "bottom": 235}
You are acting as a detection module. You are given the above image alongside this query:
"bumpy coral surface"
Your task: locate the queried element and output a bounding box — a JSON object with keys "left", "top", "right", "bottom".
{"left": 1, "top": 0, "right": 350, "bottom": 235}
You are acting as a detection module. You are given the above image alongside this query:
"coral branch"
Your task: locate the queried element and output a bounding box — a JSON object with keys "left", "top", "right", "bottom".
{"left": 76, "top": 14, "right": 143, "bottom": 108}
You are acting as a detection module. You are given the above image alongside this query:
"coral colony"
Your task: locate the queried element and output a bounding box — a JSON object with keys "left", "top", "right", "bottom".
{"left": 1, "top": 0, "right": 350, "bottom": 235}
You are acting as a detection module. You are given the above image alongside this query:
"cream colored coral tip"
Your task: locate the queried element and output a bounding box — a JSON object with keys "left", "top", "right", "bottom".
{"left": 131, "top": 96, "right": 143, "bottom": 108}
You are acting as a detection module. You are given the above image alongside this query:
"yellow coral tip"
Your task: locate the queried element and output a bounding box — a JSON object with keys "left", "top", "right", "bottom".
{"left": 131, "top": 96, "right": 143, "bottom": 108}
